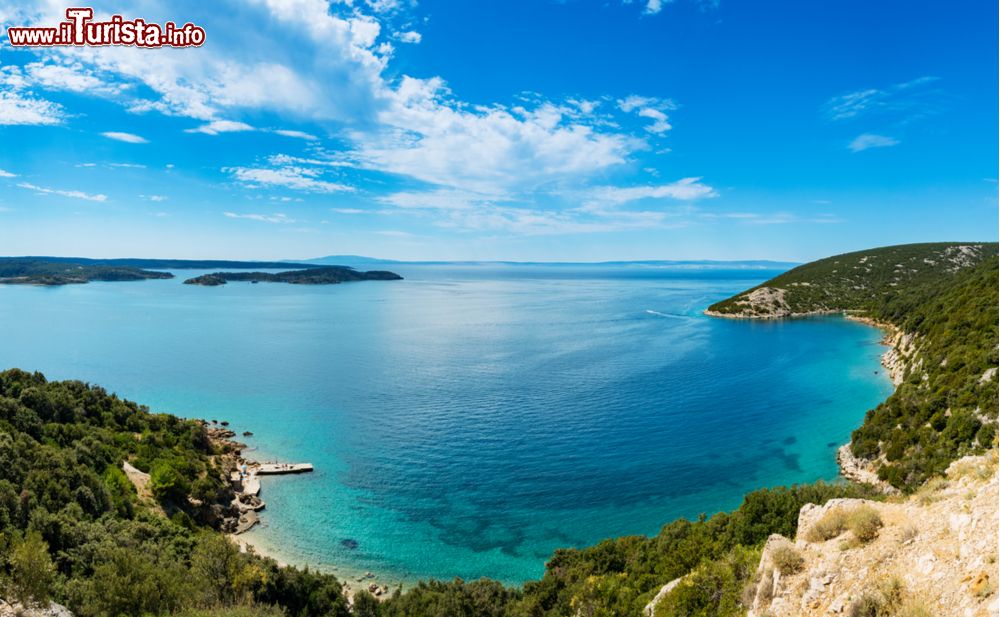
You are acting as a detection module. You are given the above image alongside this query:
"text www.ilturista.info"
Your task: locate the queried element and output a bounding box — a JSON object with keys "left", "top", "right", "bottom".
{"left": 7, "top": 7, "right": 205, "bottom": 48}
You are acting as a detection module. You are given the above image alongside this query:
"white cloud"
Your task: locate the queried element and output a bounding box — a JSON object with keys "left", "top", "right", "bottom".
{"left": 17, "top": 181, "right": 107, "bottom": 202}
{"left": 353, "top": 77, "right": 639, "bottom": 194}
{"left": 223, "top": 211, "right": 296, "bottom": 223}
{"left": 638, "top": 108, "right": 671, "bottom": 134}
{"left": 332, "top": 207, "right": 367, "bottom": 214}
{"left": 0, "top": 169, "right": 17, "bottom": 178}
{"left": 848, "top": 133, "right": 899, "bottom": 152}
{"left": 108, "top": 163, "right": 146, "bottom": 168}
{"left": 225, "top": 165, "right": 354, "bottom": 193}
{"left": 143, "top": 195, "right": 167, "bottom": 201}
{"left": 273, "top": 129, "right": 319, "bottom": 140}
{"left": 397, "top": 30, "right": 422, "bottom": 43}
{"left": 0, "top": 90, "right": 64, "bottom": 125}
{"left": 644, "top": 0, "right": 667, "bottom": 14}
{"left": 3, "top": 0, "right": 714, "bottom": 233}
{"left": 618, "top": 95, "right": 675, "bottom": 135}
{"left": 102, "top": 131, "right": 148, "bottom": 144}
{"left": 185, "top": 120, "right": 255, "bottom": 135}
{"left": 580, "top": 177, "right": 717, "bottom": 209}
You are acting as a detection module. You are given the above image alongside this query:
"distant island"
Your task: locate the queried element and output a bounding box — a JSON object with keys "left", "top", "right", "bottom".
{"left": 184, "top": 266, "right": 403, "bottom": 286}
{"left": 0, "top": 258, "right": 174, "bottom": 285}
{"left": 0, "top": 257, "right": 402, "bottom": 287}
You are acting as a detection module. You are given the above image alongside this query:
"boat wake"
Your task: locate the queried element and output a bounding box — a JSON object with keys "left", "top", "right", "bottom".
{"left": 644, "top": 309, "right": 688, "bottom": 319}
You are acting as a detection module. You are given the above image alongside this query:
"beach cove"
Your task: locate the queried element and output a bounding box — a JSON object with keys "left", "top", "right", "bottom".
{"left": 0, "top": 263, "right": 894, "bottom": 585}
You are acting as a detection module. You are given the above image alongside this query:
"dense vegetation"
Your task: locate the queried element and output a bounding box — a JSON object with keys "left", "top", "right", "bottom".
{"left": 0, "top": 369, "right": 353, "bottom": 617}
{"left": 183, "top": 267, "right": 402, "bottom": 286}
{"left": 0, "top": 259, "right": 174, "bottom": 285}
{"left": 710, "top": 243, "right": 999, "bottom": 491}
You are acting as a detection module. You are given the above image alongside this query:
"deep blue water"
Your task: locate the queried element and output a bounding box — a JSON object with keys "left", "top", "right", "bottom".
{"left": 0, "top": 264, "right": 892, "bottom": 585}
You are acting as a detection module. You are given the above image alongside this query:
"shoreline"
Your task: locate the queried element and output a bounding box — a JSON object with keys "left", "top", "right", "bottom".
{"left": 210, "top": 311, "right": 912, "bottom": 594}
{"left": 706, "top": 308, "right": 910, "bottom": 492}
{"left": 205, "top": 426, "right": 397, "bottom": 600}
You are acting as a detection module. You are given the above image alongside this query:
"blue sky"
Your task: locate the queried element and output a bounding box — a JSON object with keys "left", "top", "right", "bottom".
{"left": 0, "top": 0, "right": 996, "bottom": 261}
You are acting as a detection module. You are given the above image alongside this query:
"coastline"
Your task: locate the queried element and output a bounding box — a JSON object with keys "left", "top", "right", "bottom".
{"left": 205, "top": 426, "right": 397, "bottom": 600}
{"left": 213, "top": 310, "right": 908, "bottom": 593}
{"left": 706, "top": 308, "right": 911, "bottom": 492}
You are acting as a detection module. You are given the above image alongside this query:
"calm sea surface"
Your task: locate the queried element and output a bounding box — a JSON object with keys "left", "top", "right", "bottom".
{"left": 0, "top": 264, "right": 892, "bottom": 584}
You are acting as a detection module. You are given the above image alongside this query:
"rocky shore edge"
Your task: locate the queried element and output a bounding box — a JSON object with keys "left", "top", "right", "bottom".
{"left": 704, "top": 308, "right": 916, "bottom": 492}
{"left": 203, "top": 423, "right": 395, "bottom": 601}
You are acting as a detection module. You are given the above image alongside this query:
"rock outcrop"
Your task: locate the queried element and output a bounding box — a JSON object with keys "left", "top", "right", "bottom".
{"left": 746, "top": 451, "right": 999, "bottom": 617}
{"left": 0, "top": 599, "right": 74, "bottom": 617}
{"left": 643, "top": 576, "right": 684, "bottom": 617}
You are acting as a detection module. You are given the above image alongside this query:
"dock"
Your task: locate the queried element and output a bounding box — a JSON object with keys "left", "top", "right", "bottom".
{"left": 257, "top": 463, "right": 314, "bottom": 475}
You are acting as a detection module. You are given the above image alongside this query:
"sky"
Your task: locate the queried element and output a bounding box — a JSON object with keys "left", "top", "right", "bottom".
{"left": 0, "top": 0, "right": 996, "bottom": 262}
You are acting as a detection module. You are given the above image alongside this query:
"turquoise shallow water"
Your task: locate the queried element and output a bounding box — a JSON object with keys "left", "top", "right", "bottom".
{"left": 0, "top": 264, "right": 892, "bottom": 585}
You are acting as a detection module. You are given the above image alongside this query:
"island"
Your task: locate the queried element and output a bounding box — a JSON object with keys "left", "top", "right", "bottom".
{"left": 0, "top": 258, "right": 174, "bottom": 285}
{"left": 183, "top": 266, "right": 403, "bottom": 286}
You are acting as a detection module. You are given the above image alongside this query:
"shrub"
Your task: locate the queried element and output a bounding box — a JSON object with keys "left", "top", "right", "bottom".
{"left": 770, "top": 544, "right": 804, "bottom": 575}
{"left": 847, "top": 506, "right": 883, "bottom": 543}
{"left": 805, "top": 509, "right": 847, "bottom": 542}
{"left": 848, "top": 593, "right": 883, "bottom": 617}
{"left": 8, "top": 530, "right": 55, "bottom": 607}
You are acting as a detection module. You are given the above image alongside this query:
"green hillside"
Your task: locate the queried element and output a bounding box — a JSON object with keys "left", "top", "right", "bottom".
{"left": 707, "top": 242, "right": 996, "bottom": 317}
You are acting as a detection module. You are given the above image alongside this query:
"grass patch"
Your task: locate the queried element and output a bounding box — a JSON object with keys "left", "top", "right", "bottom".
{"left": 848, "top": 576, "right": 904, "bottom": 617}
{"left": 770, "top": 545, "right": 804, "bottom": 575}
{"left": 847, "top": 506, "right": 883, "bottom": 543}
{"left": 805, "top": 509, "right": 848, "bottom": 542}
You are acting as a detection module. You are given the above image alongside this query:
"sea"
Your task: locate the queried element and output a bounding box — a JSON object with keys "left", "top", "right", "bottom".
{"left": 0, "top": 263, "right": 893, "bottom": 585}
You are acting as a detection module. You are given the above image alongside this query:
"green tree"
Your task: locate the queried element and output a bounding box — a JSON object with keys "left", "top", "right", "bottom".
{"left": 8, "top": 530, "right": 55, "bottom": 607}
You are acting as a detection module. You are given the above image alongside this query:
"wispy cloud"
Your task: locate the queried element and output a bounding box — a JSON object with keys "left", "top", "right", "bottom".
{"left": 824, "top": 76, "right": 941, "bottom": 122}
{"left": 848, "top": 133, "right": 899, "bottom": 152}
{"left": 102, "top": 131, "right": 148, "bottom": 144}
{"left": 396, "top": 31, "right": 422, "bottom": 44}
{"left": 702, "top": 212, "right": 843, "bottom": 225}
{"left": 378, "top": 179, "right": 716, "bottom": 236}
{"left": 185, "top": 120, "right": 255, "bottom": 135}
{"left": 579, "top": 178, "right": 716, "bottom": 209}
{"left": 17, "top": 181, "right": 107, "bottom": 202}
{"left": 225, "top": 165, "right": 354, "bottom": 193}
{"left": 223, "top": 212, "right": 296, "bottom": 224}
{"left": 0, "top": 169, "right": 17, "bottom": 178}
{"left": 273, "top": 129, "right": 319, "bottom": 140}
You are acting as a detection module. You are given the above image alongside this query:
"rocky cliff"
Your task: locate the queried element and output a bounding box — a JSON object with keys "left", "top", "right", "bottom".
{"left": 746, "top": 451, "right": 998, "bottom": 617}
